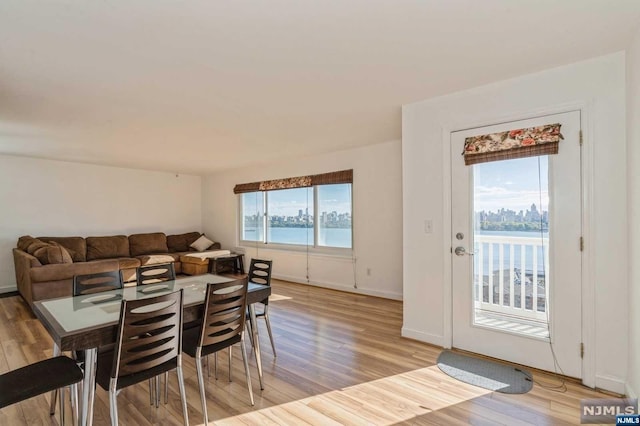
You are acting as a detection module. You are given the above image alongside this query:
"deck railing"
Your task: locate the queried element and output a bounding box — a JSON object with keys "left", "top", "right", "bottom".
{"left": 473, "top": 235, "right": 549, "bottom": 321}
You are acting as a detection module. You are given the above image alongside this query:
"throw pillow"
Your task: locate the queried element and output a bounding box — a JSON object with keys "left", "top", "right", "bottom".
{"left": 33, "top": 243, "right": 73, "bottom": 265}
{"left": 49, "top": 241, "right": 74, "bottom": 264}
{"left": 190, "top": 235, "right": 215, "bottom": 252}
{"left": 26, "top": 239, "right": 49, "bottom": 255}
{"left": 17, "top": 236, "right": 37, "bottom": 252}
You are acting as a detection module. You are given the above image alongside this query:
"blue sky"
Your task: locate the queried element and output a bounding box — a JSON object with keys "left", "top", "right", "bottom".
{"left": 474, "top": 156, "right": 549, "bottom": 213}
{"left": 268, "top": 187, "right": 313, "bottom": 216}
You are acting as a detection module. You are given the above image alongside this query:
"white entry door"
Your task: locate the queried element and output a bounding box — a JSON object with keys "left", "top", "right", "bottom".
{"left": 451, "top": 111, "right": 582, "bottom": 378}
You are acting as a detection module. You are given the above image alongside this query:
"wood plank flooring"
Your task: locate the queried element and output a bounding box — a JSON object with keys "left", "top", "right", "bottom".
{"left": 0, "top": 279, "right": 613, "bottom": 425}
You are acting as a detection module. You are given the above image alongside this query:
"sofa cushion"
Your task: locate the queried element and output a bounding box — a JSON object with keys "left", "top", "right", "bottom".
{"left": 17, "top": 236, "right": 38, "bottom": 252}
{"left": 129, "top": 233, "right": 168, "bottom": 257}
{"left": 38, "top": 237, "right": 86, "bottom": 262}
{"left": 32, "top": 243, "right": 73, "bottom": 265}
{"left": 86, "top": 236, "right": 130, "bottom": 261}
{"left": 167, "top": 232, "right": 201, "bottom": 253}
{"left": 190, "top": 235, "right": 215, "bottom": 252}
{"left": 117, "top": 257, "right": 141, "bottom": 270}
{"left": 136, "top": 254, "right": 176, "bottom": 266}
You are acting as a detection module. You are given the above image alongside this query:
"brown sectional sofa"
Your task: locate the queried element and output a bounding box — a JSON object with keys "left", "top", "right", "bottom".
{"left": 13, "top": 231, "right": 220, "bottom": 309}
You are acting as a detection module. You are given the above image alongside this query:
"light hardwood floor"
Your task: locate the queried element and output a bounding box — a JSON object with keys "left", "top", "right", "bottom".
{"left": 0, "top": 279, "right": 613, "bottom": 425}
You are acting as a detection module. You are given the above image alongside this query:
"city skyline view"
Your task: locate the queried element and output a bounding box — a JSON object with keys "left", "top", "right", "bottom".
{"left": 244, "top": 209, "right": 352, "bottom": 228}
{"left": 475, "top": 204, "right": 548, "bottom": 231}
{"left": 242, "top": 184, "right": 353, "bottom": 233}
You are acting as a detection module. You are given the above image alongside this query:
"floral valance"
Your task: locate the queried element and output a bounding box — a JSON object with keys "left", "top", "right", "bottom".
{"left": 233, "top": 169, "right": 353, "bottom": 194}
{"left": 462, "top": 123, "right": 563, "bottom": 165}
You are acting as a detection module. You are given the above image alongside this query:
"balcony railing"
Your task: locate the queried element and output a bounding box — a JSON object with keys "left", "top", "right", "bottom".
{"left": 473, "top": 235, "right": 549, "bottom": 322}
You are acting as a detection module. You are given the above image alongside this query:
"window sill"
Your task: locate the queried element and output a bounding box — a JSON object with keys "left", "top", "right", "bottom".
{"left": 238, "top": 241, "right": 353, "bottom": 258}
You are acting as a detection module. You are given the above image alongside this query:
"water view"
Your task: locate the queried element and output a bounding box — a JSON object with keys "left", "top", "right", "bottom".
{"left": 476, "top": 229, "right": 548, "bottom": 273}
{"left": 243, "top": 226, "right": 352, "bottom": 248}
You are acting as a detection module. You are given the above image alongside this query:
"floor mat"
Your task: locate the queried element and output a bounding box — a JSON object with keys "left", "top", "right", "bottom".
{"left": 437, "top": 350, "right": 533, "bottom": 394}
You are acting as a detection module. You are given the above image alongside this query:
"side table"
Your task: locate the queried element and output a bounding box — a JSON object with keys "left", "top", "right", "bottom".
{"left": 208, "top": 253, "right": 245, "bottom": 275}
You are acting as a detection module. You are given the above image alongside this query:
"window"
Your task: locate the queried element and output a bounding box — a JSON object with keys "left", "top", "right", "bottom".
{"left": 317, "top": 184, "right": 352, "bottom": 248}
{"left": 239, "top": 183, "right": 352, "bottom": 249}
{"left": 267, "top": 187, "right": 314, "bottom": 245}
{"left": 241, "top": 192, "right": 264, "bottom": 242}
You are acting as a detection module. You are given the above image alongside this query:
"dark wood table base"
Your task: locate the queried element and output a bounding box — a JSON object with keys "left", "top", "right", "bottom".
{"left": 208, "top": 253, "right": 245, "bottom": 275}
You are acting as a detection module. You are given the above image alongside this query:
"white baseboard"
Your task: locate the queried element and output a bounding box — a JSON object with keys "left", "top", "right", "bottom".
{"left": 401, "top": 327, "right": 445, "bottom": 347}
{"left": 595, "top": 374, "right": 627, "bottom": 394}
{"left": 274, "top": 273, "right": 402, "bottom": 300}
{"left": 0, "top": 285, "right": 17, "bottom": 294}
{"left": 626, "top": 382, "right": 637, "bottom": 399}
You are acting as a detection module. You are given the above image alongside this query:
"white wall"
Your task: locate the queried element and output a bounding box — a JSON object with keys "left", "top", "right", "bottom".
{"left": 202, "top": 140, "right": 403, "bottom": 300}
{"left": 402, "top": 53, "right": 627, "bottom": 393}
{"left": 627, "top": 27, "right": 640, "bottom": 399}
{"left": 0, "top": 155, "right": 202, "bottom": 292}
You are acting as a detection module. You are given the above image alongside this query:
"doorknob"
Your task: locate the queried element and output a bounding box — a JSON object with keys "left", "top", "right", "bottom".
{"left": 454, "top": 246, "right": 474, "bottom": 256}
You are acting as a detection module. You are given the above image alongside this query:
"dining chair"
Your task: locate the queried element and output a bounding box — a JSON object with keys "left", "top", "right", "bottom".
{"left": 0, "top": 356, "right": 83, "bottom": 425}
{"left": 182, "top": 277, "right": 253, "bottom": 425}
{"left": 95, "top": 289, "right": 189, "bottom": 426}
{"left": 73, "top": 270, "right": 123, "bottom": 296}
{"left": 246, "top": 259, "right": 276, "bottom": 356}
{"left": 50, "top": 270, "right": 125, "bottom": 418}
{"left": 135, "top": 262, "right": 177, "bottom": 405}
{"left": 136, "top": 262, "right": 176, "bottom": 286}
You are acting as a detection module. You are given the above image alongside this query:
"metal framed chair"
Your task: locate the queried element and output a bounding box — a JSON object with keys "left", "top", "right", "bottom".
{"left": 136, "top": 263, "right": 176, "bottom": 286}
{"left": 246, "top": 259, "right": 276, "bottom": 356}
{"left": 73, "top": 270, "right": 123, "bottom": 296}
{"left": 182, "top": 277, "right": 253, "bottom": 425}
{"left": 95, "top": 289, "right": 189, "bottom": 426}
{"left": 135, "top": 262, "right": 177, "bottom": 405}
{"left": 0, "top": 356, "right": 83, "bottom": 425}
{"left": 50, "top": 270, "right": 125, "bottom": 418}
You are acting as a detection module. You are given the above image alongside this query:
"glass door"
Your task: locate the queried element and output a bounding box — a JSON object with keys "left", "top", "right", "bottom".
{"left": 451, "top": 111, "right": 583, "bottom": 378}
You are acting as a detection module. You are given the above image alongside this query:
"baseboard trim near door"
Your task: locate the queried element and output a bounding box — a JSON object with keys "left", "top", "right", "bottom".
{"left": 401, "top": 327, "right": 445, "bottom": 347}
{"left": 596, "top": 374, "right": 627, "bottom": 395}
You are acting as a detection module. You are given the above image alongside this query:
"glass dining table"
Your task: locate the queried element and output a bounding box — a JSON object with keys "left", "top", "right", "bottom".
{"left": 33, "top": 273, "right": 271, "bottom": 426}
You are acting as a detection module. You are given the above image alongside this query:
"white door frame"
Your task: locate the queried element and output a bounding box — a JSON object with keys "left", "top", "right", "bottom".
{"left": 441, "top": 101, "right": 595, "bottom": 388}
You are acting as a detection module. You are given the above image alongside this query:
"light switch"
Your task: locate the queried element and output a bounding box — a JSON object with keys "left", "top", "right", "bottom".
{"left": 424, "top": 219, "right": 433, "bottom": 234}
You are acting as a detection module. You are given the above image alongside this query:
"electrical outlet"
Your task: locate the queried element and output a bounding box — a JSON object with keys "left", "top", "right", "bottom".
{"left": 424, "top": 219, "right": 433, "bottom": 234}
{"left": 366, "top": 268, "right": 371, "bottom": 276}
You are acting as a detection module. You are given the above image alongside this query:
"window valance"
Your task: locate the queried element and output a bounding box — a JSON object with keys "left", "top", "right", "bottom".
{"left": 233, "top": 169, "right": 353, "bottom": 194}
{"left": 462, "top": 123, "right": 563, "bottom": 165}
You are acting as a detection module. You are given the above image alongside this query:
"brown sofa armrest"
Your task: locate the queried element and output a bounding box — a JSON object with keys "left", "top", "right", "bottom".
{"left": 13, "top": 249, "right": 41, "bottom": 306}
{"left": 30, "top": 259, "right": 120, "bottom": 283}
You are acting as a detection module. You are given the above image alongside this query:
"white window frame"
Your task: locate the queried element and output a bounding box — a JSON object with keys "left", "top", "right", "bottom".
{"left": 238, "top": 184, "right": 353, "bottom": 255}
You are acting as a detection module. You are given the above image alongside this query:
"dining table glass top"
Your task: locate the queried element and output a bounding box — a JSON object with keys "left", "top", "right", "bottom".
{"left": 40, "top": 274, "right": 234, "bottom": 333}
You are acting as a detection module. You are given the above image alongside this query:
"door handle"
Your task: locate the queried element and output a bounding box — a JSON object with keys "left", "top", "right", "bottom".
{"left": 454, "top": 246, "right": 474, "bottom": 256}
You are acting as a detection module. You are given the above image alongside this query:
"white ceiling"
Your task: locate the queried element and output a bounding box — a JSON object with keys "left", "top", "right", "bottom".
{"left": 1, "top": 1, "right": 639, "bottom": 175}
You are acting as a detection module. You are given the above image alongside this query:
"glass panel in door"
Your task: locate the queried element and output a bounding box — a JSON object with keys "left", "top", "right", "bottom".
{"left": 473, "top": 156, "right": 550, "bottom": 339}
